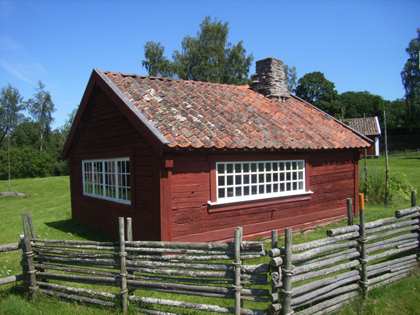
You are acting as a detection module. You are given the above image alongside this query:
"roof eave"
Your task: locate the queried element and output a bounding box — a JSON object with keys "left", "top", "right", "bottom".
{"left": 61, "top": 69, "right": 170, "bottom": 160}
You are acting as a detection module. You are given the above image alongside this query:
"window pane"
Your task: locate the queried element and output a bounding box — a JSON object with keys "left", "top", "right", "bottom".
{"left": 251, "top": 163, "right": 257, "bottom": 172}
{"left": 243, "top": 175, "right": 250, "bottom": 184}
{"left": 251, "top": 186, "right": 257, "bottom": 195}
{"left": 218, "top": 164, "right": 225, "bottom": 174}
{"left": 251, "top": 174, "right": 257, "bottom": 184}
{"left": 235, "top": 175, "right": 242, "bottom": 185}
{"left": 218, "top": 188, "right": 225, "bottom": 198}
{"left": 258, "top": 163, "right": 264, "bottom": 171}
{"left": 259, "top": 174, "right": 264, "bottom": 183}
{"left": 227, "top": 176, "right": 233, "bottom": 185}
{"left": 227, "top": 187, "right": 234, "bottom": 197}
{"left": 235, "top": 187, "right": 242, "bottom": 197}
{"left": 218, "top": 176, "right": 225, "bottom": 186}
{"left": 244, "top": 186, "right": 250, "bottom": 196}
{"left": 243, "top": 163, "right": 250, "bottom": 173}
{"left": 227, "top": 164, "right": 233, "bottom": 173}
{"left": 266, "top": 173, "right": 272, "bottom": 182}
{"left": 235, "top": 163, "right": 242, "bottom": 173}
{"left": 266, "top": 163, "right": 271, "bottom": 171}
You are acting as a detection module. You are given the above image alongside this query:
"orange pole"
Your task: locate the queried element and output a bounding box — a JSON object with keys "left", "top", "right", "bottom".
{"left": 359, "top": 193, "right": 365, "bottom": 211}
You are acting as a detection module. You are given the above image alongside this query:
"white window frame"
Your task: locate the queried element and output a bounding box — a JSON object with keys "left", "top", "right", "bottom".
{"left": 82, "top": 158, "right": 131, "bottom": 205}
{"left": 213, "top": 160, "right": 306, "bottom": 204}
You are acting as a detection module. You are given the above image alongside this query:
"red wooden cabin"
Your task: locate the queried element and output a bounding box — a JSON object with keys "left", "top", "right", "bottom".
{"left": 62, "top": 58, "right": 371, "bottom": 241}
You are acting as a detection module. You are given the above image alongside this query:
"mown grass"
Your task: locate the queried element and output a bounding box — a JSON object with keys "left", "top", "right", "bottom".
{"left": 1, "top": 155, "right": 419, "bottom": 314}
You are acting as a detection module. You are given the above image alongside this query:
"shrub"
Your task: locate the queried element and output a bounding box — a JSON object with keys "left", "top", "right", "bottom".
{"left": 0, "top": 147, "right": 52, "bottom": 180}
{"left": 360, "top": 166, "right": 415, "bottom": 205}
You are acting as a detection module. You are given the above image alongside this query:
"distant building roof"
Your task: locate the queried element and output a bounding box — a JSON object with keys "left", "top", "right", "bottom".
{"left": 346, "top": 117, "right": 381, "bottom": 136}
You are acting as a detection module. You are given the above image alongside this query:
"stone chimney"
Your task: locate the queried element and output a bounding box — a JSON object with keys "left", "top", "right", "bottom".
{"left": 250, "top": 58, "right": 290, "bottom": 102}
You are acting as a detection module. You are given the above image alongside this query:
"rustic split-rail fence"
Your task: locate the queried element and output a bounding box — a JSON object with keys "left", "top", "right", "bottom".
{"left": 0, "top": 194, "right": 419, "bottom": 315}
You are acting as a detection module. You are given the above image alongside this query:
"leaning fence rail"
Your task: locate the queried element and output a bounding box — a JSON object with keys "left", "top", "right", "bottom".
{"left": 0, "top": 242, "right": 23, "bottom": 286}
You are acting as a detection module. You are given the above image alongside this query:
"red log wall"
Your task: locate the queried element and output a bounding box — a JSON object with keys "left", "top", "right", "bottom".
{"left": 68, "top": 87, "right": 161, "bottom": 240}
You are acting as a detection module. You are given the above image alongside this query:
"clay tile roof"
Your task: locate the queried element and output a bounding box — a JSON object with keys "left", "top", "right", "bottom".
{"left": 346, "top": 117, "right": 381, "bottom": 136}
{"left": 103, "top": 71, "right": 371, "bottom": 150}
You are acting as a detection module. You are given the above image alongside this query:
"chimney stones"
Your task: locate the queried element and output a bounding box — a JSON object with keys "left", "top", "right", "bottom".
{"left": 250, "top": 58, "right": 290, "bottom": 102}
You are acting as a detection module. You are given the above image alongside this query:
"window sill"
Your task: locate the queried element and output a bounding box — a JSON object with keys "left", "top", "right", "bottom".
{"left": 207, "top": 191, "right": 313, "bottom": 213}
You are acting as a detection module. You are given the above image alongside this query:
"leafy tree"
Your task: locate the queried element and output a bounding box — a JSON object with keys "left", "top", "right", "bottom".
{"left": 295, "top": 71, "right": 344, "bottom": 118}
{"left": 142, "top": 42, "right": 173, "bottom": 77}
{"left": 26, "top": 81, "right": 56, "bottom": 152}
{"left": 284, "top": 65, "right": 298, "bottom": 93}
{"left": 0, "top": 83, "right": 24, "bottom": 145}
{"left": 401, "top": 28, "right": 420, "bottom": 130}
{"left": 339, "top": 91, "right": 387, "bottom": 118}
{"left": 142, "top": 16, "right": 253, "bottom": 85}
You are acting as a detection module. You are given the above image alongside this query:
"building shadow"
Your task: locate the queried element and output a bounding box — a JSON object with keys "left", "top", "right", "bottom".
{"left": 45, "top": 219, "right": 116, "bottom": 242}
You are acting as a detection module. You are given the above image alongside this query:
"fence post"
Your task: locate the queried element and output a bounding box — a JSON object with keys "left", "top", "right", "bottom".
{"left": 282, "top": 228, "right": 293, "bottom": 315}
{"left": 269, "top": 230, "right": 283, "bottom": 314}
{"left": 119, "top": 217, "right": 128, "bottom": 313}
{"left": 347, "top": 198, "right": 353, "bottom": 226}
{"left": 22, "top": 212, "right": 37, "bottom": 299}
{"left": 358, "top": 194, "right": 369, "bottom": 299}
{"left": 233, "top": 227, "right": 243, "bottom": 315}
{"left": 412, "top": 190, "right": 417, "bottom": 207}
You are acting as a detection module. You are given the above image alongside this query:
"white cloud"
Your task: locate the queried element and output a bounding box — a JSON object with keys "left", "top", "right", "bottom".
{"left": 0, "top": 34, "right": 47, "bottom": 86}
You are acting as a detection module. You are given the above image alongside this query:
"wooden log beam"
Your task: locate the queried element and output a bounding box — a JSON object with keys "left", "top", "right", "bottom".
{"left": 0, "top": 243, "right": 20, "bottom": 253}
{"left": 39, "top": 288, "right": 116, "bottom": 307}
{"left": 293, "top": 259, "right": 360, "bottom": 283}
{"left": 292, "top": 240, "right": 359, "bottom": 262}
{"left": 37, "top": 281, "right": 119, "bottom": 299}
{"left": 291, "top": 281, "right": 359, "bottom": 307}
{"left": 367, "top": 243, "right": 419, "bottom": 262}
{"left": 292, "top": 269, "right": 360, "bottom": 297}
{"left": 294, "top": 251, "right": 360, "bottom": 275}
{"left": 366, "top": 219, "right": 419, "bottom": 235}
{"left": 125, "top": 240, "right": 264, "bottom": 251}
{"left": 367, "top": 225, "right": 420, "bottom": 242}
{"left": 395, "top": 206, "right": 420, "bottom": 218}
{"left": 0, "top": 274, "right": 24, "bottom": 285}
{"left": 292, "top": 291, "right": 359, "bottom": 315}
{"left": 292, "top": 232, "right": 359, "bottom": 252}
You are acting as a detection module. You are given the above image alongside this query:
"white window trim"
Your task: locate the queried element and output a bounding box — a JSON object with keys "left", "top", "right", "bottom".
{"left": 82, "top": 158, "right": 131, "bottom": 205}
{"left": 209, "top": 160, "right": 310, "bottom": 206}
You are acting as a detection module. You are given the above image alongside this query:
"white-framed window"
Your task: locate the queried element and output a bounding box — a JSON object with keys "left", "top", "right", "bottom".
{"left": 82, "top": 158, "right": 131, "bottom": 204}
{"left": 216, "top": 160, "right": 305, "bottom": 203}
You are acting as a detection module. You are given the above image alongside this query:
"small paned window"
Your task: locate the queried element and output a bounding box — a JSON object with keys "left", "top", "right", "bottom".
{"left": 82, "top": 158, "right": 131, "bottom": 204}
{"left": 216, "top": 160, "right": 305, "bottom": 203}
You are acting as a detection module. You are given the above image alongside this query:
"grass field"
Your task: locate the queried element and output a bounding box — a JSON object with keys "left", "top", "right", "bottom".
{"left": 0, "top": 155, "right": 419, "bottom": 314}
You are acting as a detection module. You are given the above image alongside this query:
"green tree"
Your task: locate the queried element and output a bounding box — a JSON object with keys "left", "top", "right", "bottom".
{"left": 26, "top": 81, "right": 56, "bottom": 152}
{"left": 284, "top": 65, "right": 298, "bottom": 93}
{"left": 0, "top": 83, "right": 24, "bottom": 145}
{"left": 401, "top": 28, "right": 420, "bottom": 130}
{"left": 339, "top": 91, "right": 387, "bottom": 118}
{"left": 142, "top": 42, "right": 173, "bottom": 77}
{"left": 142, "top": 16, "right": 253, "bottom": 85}
{"left": 295, "top": 71, "right": 344, "bottom": 118}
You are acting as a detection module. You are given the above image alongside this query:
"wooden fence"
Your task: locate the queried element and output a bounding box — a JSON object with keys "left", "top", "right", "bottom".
{"left": 1, "top": 200, "right": 419, "bottom": 315}
{"left": 19, "top": 214, "right": 272, "bottom": 314}
{"left": 269, "top": 195, "right": 420, "bottom": 315}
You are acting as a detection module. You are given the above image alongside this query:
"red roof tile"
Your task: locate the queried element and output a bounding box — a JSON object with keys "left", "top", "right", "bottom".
{"left": 103, "top": 71, "right": 370, "bottom": 150}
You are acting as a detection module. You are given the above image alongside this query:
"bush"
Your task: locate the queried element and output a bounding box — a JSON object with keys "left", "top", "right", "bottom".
{"left": 0, "top": 147, "right": 52, "bottom": 180}
{"left": 360, "top": 166, "right": 415, "bottom": 205}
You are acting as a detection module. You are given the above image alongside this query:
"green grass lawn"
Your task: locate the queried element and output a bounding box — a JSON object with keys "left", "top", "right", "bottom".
{"left": 0, "top": 155, "right": 419, "bottom": 314}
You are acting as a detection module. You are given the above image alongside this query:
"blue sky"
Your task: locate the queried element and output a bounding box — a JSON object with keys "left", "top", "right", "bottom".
{"left": 1, "top": 0, "right": 419, "bottom": 129}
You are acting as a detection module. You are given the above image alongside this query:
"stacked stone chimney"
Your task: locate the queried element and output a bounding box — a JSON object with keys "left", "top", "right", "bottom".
{"left": 250, "top": 58, "right": 290, "bottom": 102}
